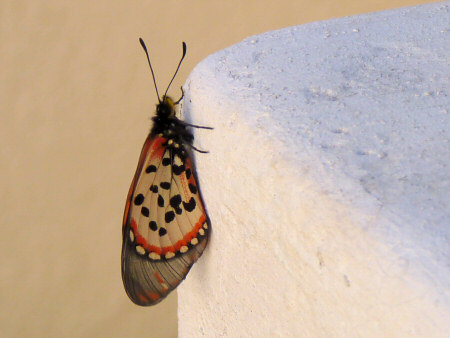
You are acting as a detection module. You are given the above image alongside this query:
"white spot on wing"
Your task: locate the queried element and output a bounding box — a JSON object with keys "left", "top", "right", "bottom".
{"left": 174, "top": 155, "right": 183, "bottom": 166}
{"left": 136, "top": 246, "right": 145, "bottom": 255}
{"left": 149, "top": 252, "right": 161, "bottom": 260}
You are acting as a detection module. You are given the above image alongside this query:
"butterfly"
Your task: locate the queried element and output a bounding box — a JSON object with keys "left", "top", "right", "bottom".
{"left": 121, "top": 38, "right": 212, "bottom": 306}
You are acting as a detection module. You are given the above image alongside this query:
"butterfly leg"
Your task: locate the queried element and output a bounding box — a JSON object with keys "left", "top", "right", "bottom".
{"left": 175, "top": 87, "right": 184, "bottom": 105}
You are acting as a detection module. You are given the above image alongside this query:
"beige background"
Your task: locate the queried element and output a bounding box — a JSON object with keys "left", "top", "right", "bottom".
{"left": 0, "top": 1, "right": 437, "bottom": 337}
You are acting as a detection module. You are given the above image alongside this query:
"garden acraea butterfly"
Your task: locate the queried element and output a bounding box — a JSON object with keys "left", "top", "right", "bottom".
{"left": 121, "top": 38, "right": 212, "bottom": 306}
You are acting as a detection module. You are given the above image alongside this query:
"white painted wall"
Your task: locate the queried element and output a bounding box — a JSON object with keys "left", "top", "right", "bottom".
{"left": 178, "top": 2, "right": 450, "bottom": 336}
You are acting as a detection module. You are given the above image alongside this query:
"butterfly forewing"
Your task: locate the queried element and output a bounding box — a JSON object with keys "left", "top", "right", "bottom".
{"left": 122, "top": 134, "right": 210, "bottom": 306}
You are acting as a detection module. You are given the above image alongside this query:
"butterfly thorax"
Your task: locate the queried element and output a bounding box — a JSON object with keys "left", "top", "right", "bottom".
{"left": 150, "top": 95, "right": 194, "bottom": 145}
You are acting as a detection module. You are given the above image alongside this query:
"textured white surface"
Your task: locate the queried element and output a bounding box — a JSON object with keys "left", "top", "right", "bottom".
{"left": 178, "top": 2, "right": 450, "bottom": 337}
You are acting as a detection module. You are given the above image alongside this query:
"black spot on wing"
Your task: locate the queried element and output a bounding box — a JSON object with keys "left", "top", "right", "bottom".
{"left": 150, "top": 185, "right": 158, "bottom": 193}
{"left": 162, "top": 158, "right": 171, "bottom": 166}
{"left": 145, "top": 165, "right": 157, "bottom": 173}
{"left": 149, "top": 221, "right": 157, "bottom": 231}
{"left": 170, "top": 194, "right": 182, "bottom": 208}
{"left": 165, "top": 211, "right": 175, "bottom": 223}
{"left": 189, "top": 183, "right": 197, "bottom": 194}
{"left": 170, "top": 194, "right": 183, "bottom": 215}
{"left": 173, "top": 164, "right": 185, "bottom": 175}
{"left": 183, "top": 197, "right": 196, "bottom": 212}
{"left": 134, "top": 194, "right": 144, "bottom": 205}
{"left": 158, "top": 195, "right": 164, "bottom": 207}
{"left": 159, "top": 227, "right": 167, "bottom": 236}
{"left": 160, "top": 182, "right": 171, "bottom": 190}
{"left": 185, "top": 168, "right": 192, "bottom": 179}
{"left": 141, "top": 207, "right": 149, "bottom": 217}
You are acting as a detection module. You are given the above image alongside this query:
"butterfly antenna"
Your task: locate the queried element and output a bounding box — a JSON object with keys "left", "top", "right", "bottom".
{"left": 139, "top": 38, "right": 161, "bottom": 103}
{"left": 164, "top": 42, "right": 187, "bottom": 98}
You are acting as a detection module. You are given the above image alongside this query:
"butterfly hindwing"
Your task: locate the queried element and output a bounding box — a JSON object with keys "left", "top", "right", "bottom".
{"left": 122, "top": 135, "right": 210, "bottom": 306}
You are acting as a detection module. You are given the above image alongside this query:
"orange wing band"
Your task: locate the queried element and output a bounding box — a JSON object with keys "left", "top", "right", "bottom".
{"left": 130, "top": 215, "right": 206, "bottom": 255}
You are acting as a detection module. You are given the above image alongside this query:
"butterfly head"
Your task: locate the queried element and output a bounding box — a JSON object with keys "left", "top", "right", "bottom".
{"left": 156, "top": 95, "right": 176, "bottom": 118}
